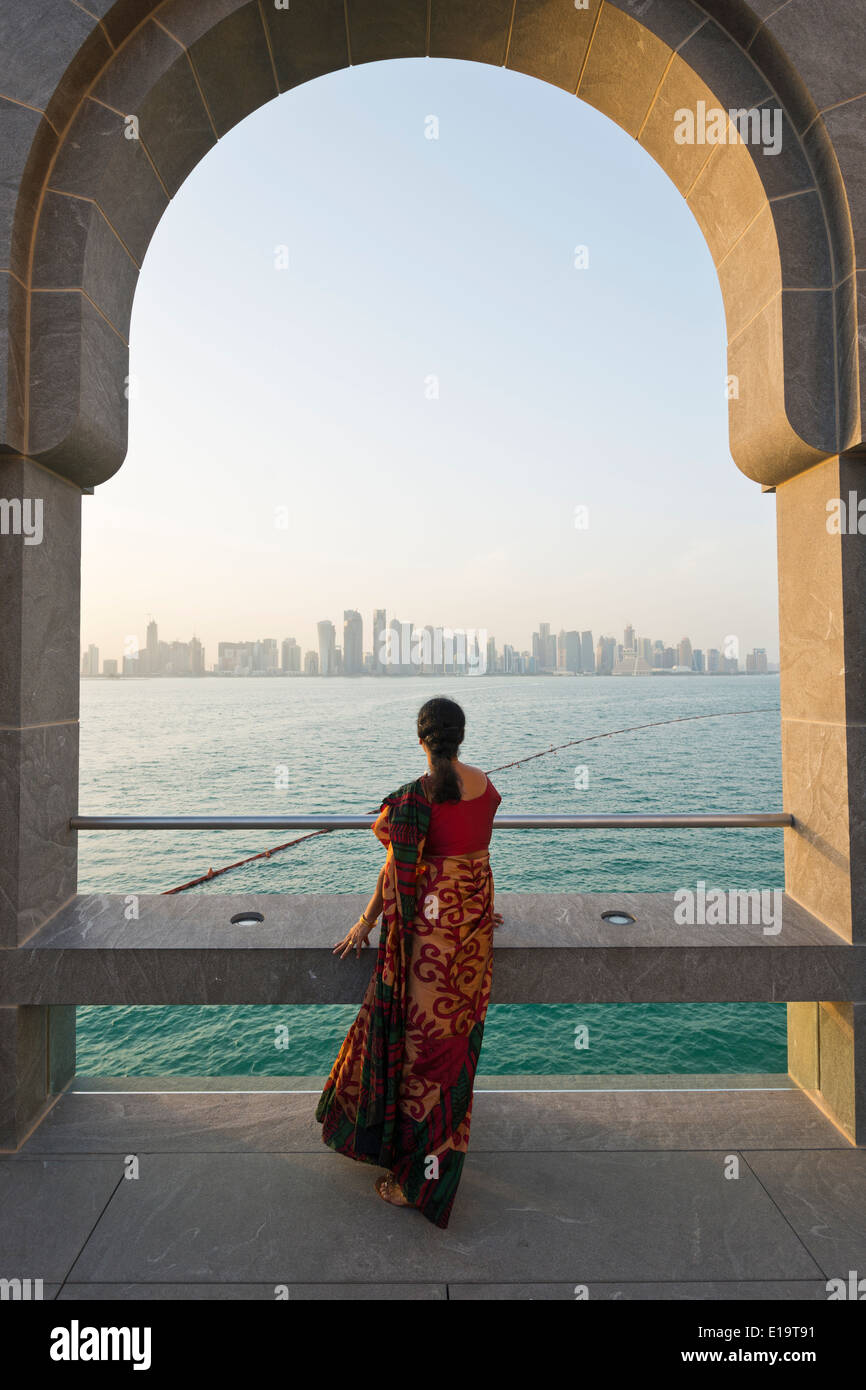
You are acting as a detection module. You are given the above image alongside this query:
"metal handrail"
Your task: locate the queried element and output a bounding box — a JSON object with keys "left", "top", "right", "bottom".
{"left": 70, "top": 813, "right": 793, "bottom": 830}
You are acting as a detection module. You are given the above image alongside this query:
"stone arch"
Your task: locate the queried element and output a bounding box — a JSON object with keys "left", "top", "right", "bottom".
{"left": 0, "top": 0, "right": 861, "bottom": 489}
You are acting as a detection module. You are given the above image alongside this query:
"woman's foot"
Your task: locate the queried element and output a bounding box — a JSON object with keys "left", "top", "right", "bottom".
{"left": 375, "top": 1172, "right": 410, "bottom": 1207}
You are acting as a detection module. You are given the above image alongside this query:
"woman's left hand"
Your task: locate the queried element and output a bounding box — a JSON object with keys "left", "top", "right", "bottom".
{"left": 492, "top": 911, "right": 504, "bottom": 929}
{"left": 333, "top": 917, "right": 374, "bottom": 959}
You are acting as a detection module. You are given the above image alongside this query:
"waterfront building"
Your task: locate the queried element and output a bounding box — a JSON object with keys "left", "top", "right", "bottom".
{"left": 80, "top": 644, "right": 99, "bottom": 676}
{"left": 281, "top": 638, "right": 300, "bottom": 674}
{"left": 534, "top": 622, "right": 556, "bottom": 671}
{"left": 256, "top": 638, "right": 278, "bottom": 672}
{"left": 564, "top": 630, "right": 581, "bottom": 672}
{"left": 317, "top": 620, "right": 336, "bottom": 676}
{"left": 166, "top": 640, "right": 191, "bottom": 675}
{"left": 372, "top": 609, "right": 386, "bottom": 674}
{"left": 613, "top": 653, "right": 652, "bottom": 675}
{"left": 217, "top": 641, "right": 252, "bottom": 673}
{"left": 596, "top": 635, "right": 616, "bottom": 675}
{"left": 303, "top": 650, "right": 318, "bottom": 676}
{"left": 343, "top": 610, "right": 363, "bottom": 675}
{"left": 416, "top": 624, "right": 433, "bottom": 675}
{"left": 145, "top": 618, "right": 159, "bottom": 676}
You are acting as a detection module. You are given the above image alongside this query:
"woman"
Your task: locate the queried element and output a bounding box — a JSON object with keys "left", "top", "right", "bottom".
{"left": 315, "top": 696, "right": 502, "bottom": 1229}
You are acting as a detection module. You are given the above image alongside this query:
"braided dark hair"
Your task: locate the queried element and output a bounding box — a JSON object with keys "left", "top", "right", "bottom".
{"left": 417, "top": 696, "right": 465, "bottom": 803}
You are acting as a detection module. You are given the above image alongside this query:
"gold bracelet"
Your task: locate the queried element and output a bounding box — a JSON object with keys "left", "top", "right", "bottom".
{"left": 360, "top": 912, "right": 374, "bottom": 929}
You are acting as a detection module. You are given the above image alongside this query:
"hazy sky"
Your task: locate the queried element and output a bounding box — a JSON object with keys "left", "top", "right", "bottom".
{"left": 80, "top": 56, "right": 780, "bottom": 667}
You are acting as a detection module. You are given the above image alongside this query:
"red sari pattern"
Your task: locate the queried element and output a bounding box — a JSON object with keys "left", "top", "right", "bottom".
{"left": 316, "top": 796, "right": 496, "bottom": 1228}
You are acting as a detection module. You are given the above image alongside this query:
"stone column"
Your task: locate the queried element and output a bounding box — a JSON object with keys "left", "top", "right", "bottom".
{"left": 0, "top": 454, "right": 79, "bottom": 1148}
{"left": 778, "top": 451, "right": 866, "bottom": 1143}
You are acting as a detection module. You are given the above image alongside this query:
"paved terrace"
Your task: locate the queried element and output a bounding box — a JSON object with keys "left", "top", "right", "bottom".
{"left": 3, "top": 1074, "right": 865, "bottom": 1300}
{"left": 3, "top": 890, "right": 865, "bottom": 1300}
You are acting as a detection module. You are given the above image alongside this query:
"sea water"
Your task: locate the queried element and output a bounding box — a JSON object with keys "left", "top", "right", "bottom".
{"left": 76, "top": 674, "right": 786, "bottom": 1075}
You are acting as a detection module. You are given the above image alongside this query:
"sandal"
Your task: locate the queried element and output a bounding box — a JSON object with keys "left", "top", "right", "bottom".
{"left": 375, "top": 1172, "right": 410, "bottom": 1207}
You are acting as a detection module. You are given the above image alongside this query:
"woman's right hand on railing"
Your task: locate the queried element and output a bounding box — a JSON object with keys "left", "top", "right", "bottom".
{"left": 333, "top": 916, "right": 375, "bottom": 959}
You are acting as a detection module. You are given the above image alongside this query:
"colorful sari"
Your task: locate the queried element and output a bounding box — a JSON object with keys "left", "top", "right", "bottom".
{"left": 315, "top": 776, "right": 495, "bottom": 1229}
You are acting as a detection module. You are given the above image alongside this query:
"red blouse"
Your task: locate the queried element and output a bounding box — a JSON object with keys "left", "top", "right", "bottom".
{"left": 423, "top": 775, "right": 501, "bottom": 857}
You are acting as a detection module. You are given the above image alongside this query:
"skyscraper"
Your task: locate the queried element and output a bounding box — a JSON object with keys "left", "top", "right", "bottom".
{"left": 317, "top": 620, "right": 336, "bottom": 676}
{"left": 534, "top": 622, "right": 556, "bottom": 671}
{"left": 624, "top": 624, "right": 635, "bottom": 653}
{"left": 145, "top": 618, "right": 159, "bottom": 676}
{"left": 372, "top": 609, "right": 387, "bottom": 674}
{"left": 257, "top": 638, "right": 278, "bottom": 672}
{"left": 343, "top": 610, "right": 363, "bottom": 675}
{"left": 421, "top": 624, "right": 435, "bottom": 674}
{"left": 581, "top": 631, "right": 595, "bottom": 673}
{"left": 564, "top": 630, "right": 581, "bottom": 672}
{"left": 80, "top": 644, "right": 99, "bottom": 676}
{"left": 281, "top": 637, "right": 300, "bottom": 674}
{"left": 400, "top": 623, "right": 414, "bottom": 675}
{"left": 677, "top": 637, "right": 693, "bottom": 670}
{"left": 387, "top": 618, "right": 402, "bottom": 674}
{"left": 167, "top": 640, "right": 191, "bottom": 675}
{"left": 595, "top": 635, "right": 616, "bottom": 675}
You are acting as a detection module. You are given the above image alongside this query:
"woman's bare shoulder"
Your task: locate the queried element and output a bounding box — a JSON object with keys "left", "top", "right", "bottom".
{"left": 457, "top": 762, "right": 488, "bottom": 793}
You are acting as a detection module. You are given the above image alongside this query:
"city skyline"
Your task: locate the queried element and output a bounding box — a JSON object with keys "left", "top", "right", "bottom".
{"left": 81, "top": 608, "right": 775, "bottom": 678}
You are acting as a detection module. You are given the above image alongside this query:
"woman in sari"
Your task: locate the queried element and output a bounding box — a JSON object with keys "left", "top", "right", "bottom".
{"left": 315, "top": 696, "right": 502, "bottom": 1229}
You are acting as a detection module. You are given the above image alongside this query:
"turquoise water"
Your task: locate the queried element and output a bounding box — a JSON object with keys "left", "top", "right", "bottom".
{"left": 76, "top": 674, "right": 787, "bottom": 1075}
